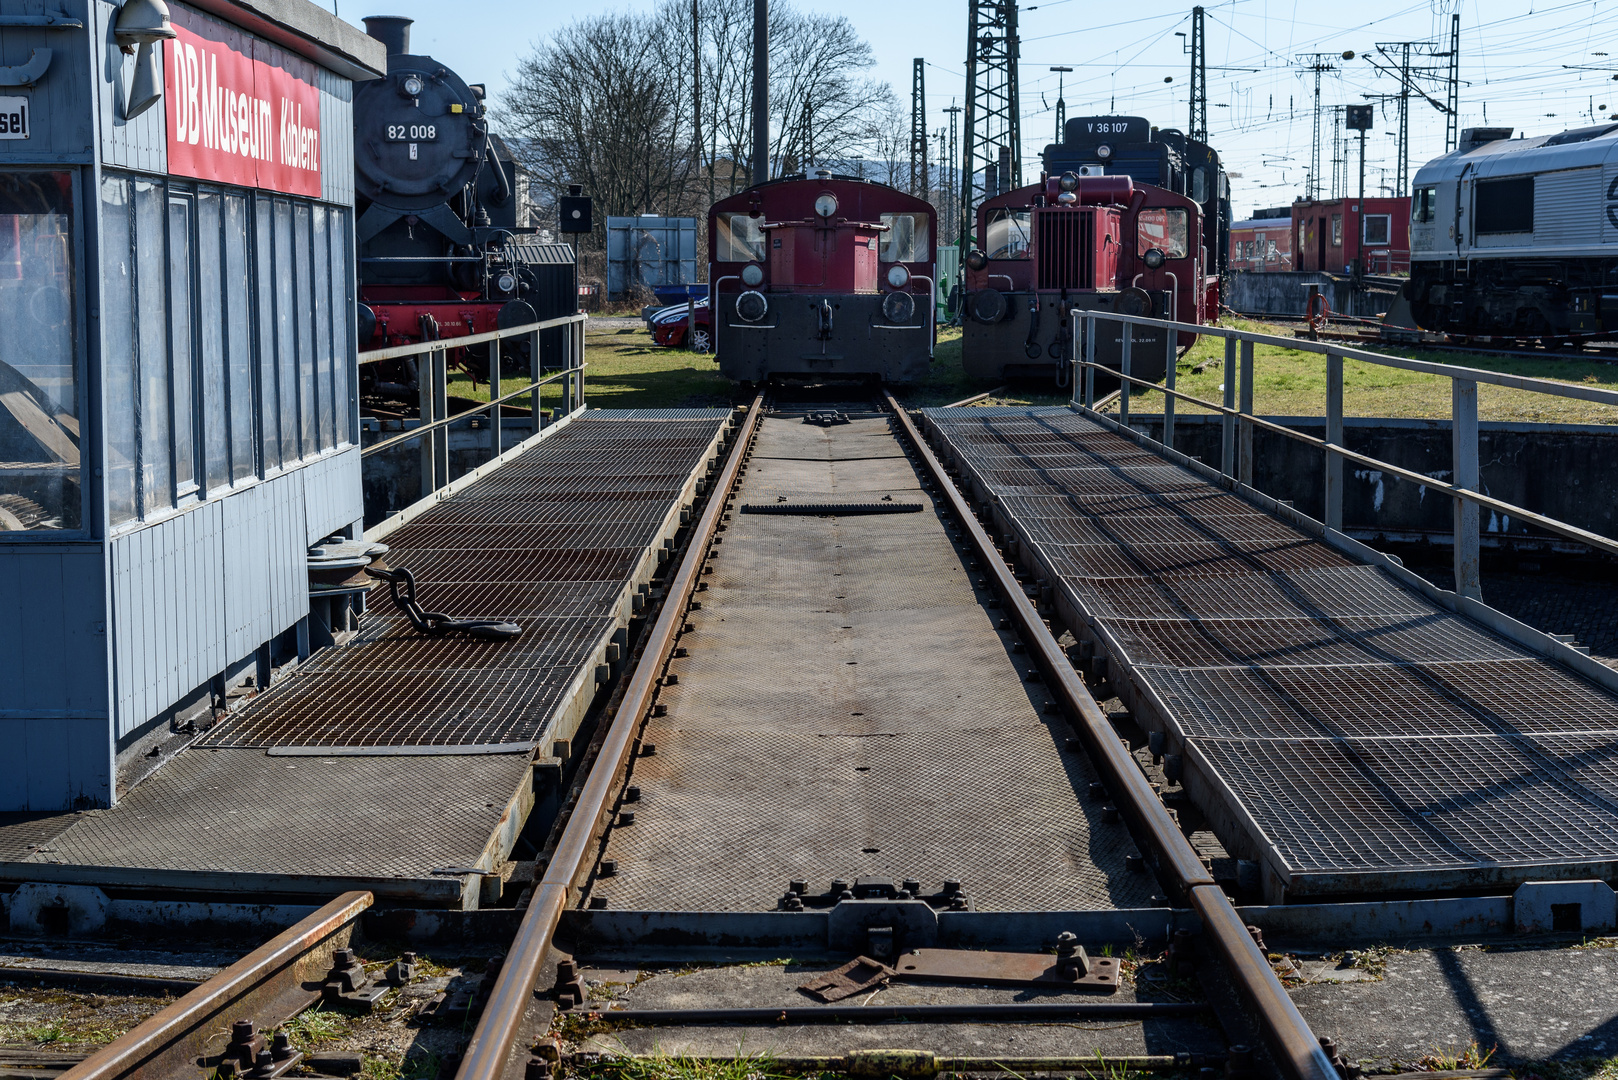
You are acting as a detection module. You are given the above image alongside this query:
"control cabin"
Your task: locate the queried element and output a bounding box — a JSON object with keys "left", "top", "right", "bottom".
{"left": 0, "top": 0, "right": 385, "bottom": 809}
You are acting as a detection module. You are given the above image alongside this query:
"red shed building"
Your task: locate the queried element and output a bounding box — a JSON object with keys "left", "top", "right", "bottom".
{"left": 1290, "top": 197, "right": 1411, "bottom": 274}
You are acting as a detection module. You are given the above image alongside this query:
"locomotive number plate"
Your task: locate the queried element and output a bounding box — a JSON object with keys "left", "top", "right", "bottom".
{"left": 0, "top": 97, "right": 29, "bottom": 140}
{"left": 385, "top": 123, "right": 438, "bottom": 141}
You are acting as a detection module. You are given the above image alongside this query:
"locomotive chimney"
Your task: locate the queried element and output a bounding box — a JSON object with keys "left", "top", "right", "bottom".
{"left": 362, "top": 15, "right": 412, "bottom": 58}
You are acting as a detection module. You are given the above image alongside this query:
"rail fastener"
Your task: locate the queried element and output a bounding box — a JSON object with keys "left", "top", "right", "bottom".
{"left": 58, "top": 891, "right": 373, "bottom": 1080}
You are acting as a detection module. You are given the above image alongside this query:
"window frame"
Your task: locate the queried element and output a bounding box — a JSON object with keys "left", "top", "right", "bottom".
{"left": 1362, "top": 213, "right": 1392, "bottom": 246}
{"left": 0, "top": 167, "right": 90, "bottom": 540}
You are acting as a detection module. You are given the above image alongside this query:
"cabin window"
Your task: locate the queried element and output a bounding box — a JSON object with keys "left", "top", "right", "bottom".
{"left": 100, "top": 171, "right": 355, "bottom": 531}
{"left": 1331, "top": 214, "right": 1343, "bottom": 247}
{"left": 0, "top": 171, "right": 79, "bottom": 532}
{"left": 1136, "top": 208, "right": 1189, "bottom": 259}
{"left": 1191, "top": 167, "right": 1208, "bottom": 205}
{"left": 1363, "top": 214, "right": 1391, "bottom": 245}
{"left": 984, "top": 209, "right": 1032, "bottom": 259}
{"left": 1412, "top": 186, "right": 1437, "bottom": 224}
{"left": 1475, "top": 176, "right": 1534, "bottom": 234}
{"left": 880, "top": 213, "right": 930, "bottom": 262}
{"left": 717, "top": 213, "right": 766, "bottom": 262}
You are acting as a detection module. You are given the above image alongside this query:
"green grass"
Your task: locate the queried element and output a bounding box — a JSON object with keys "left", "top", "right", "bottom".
{"left": 281, "top": 1006, "right": 351, "bottom": 1049}
{"left": 1123, "top": 317, "right": 1618, "bottom": 425}
{"left": 464, "top": 314, "right": 1618, "bottom": 425}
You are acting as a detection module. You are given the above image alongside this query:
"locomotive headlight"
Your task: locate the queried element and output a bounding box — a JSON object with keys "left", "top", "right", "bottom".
{"left": 1058, "top": 171, "right": 1080, "bottom": 192}
{"left": 965, "top": 248, "right": 988, "bottom": 271}
{"left": 1096, "top": 144, "right": 1113, "bottom": 160}
{"left": 882, "top": 290, "right": 915, "bottom": 324}
{"left": 736, "top": 289, "right": 769, "bottom": 322}
{"left": 741, "top": 262, "right": 765, "bottom": 287}
{"left": 814, "top": 193, "right": 838, "bottom": 218}
{"left": 496, "top": 272, "right": 517, "bottom": 293}
{"left": 886, "top": 264, "right": 910, "bottom": 289}
{"left": 1143, "top": 248, "right": 1166, "bottom": 270}
{"left": 402, "top": 74, "right": 424, "bottom": 96}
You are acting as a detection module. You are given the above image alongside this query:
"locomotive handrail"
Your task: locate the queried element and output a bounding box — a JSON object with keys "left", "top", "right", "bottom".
{"left": 1070, "top": 310, "right": 1618, "bottom": 613}
{"left": 357, "top": 313, "right": 587, "bottom": 365}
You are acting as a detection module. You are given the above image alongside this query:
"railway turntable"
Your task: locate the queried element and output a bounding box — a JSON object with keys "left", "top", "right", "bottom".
{"left": 0, "top": 409, "right": 737, "bottom": 913}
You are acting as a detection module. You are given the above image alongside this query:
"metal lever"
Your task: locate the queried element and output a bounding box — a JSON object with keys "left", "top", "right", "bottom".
{"left": 365, "top": 566, "right": 522, "bottom": 640}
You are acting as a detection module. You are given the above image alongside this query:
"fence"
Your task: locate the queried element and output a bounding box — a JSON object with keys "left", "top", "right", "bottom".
{"left": 359, "top": 314, "right": 587, "bottom": 505}
{"left": 1071, "top": 311, "right": 1618, "bottom": 601}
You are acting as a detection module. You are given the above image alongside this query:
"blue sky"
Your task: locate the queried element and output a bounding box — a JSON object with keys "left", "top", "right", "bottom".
{"left": 355, "top": 0, "right": 1618, "bottom": 214}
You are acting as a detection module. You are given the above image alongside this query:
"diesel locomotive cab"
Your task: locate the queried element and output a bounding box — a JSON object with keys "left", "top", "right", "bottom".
{"left": 709, "top": 174, "right": 937, "bottom": 384}
{"left": 960, "top": 173, "right": 1206, "bottom": 383}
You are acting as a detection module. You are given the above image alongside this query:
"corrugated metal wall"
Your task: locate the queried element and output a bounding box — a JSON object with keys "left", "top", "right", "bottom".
{"left": 109, "top": 447, "right": 362, "bottom": 741}
{"left": 0, "top": 548, "right": 110, "bottom": 810}
{"left": 92, "top": 0, "right": 167, "bottom": 173}
{"left": 318, "top": 67, "right": 354, "bottom": 207}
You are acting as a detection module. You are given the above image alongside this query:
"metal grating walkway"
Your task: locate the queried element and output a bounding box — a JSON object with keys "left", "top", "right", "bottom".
{"left": 201, "top": 411, "right": 734, "bottom": 749}
{"left": 925, "top": 405, "right": 1618, "bottom": 898}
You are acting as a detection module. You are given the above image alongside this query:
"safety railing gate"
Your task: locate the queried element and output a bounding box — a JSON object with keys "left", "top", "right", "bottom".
{"left": 358, "top": 314, "right": 587, "bottom": 504}
{"left": 1071, "top": 311, "right": 1618, "bottom": 603}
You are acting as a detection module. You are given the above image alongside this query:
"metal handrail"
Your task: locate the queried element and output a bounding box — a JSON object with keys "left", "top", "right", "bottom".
{"left": 360, "top": 362, "right": 586, "bottom": 459}
{"left": 357, "top": 313, "right": 587, "bottom": 365}
{"left": 359, "top": 313, "right": 588, "bottom": 503}
{"left": 1071, "top": 310, "right": 1618, "bottom": 599}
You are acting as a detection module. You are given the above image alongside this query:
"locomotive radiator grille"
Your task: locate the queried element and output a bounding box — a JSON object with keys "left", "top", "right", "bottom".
{"left": 1036, "top": 208, "right": 1097, "bottom": 291}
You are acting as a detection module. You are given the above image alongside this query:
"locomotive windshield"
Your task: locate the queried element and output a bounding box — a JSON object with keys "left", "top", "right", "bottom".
{"left": 984, "top": 209, "right": 1031, "bottom": 259}
{"left": 879, "top": 214, "right": 930, "bottom": 262}
{"left": 1412, "top": 186, "right": 1437, "bottom": 224}
{"left": 717, "top": 213, "right": 766, "bottom": 261}
{"left": 1137, "top": 208, "right": 1189, "bottom": 259}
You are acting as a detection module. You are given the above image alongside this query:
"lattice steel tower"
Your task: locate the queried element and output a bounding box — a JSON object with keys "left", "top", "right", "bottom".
{"left": 1189, "top": 6, "right": 1207, "bottom": 143}
{"left": 911, "top": 58, "right": 929, "bottom": 199}
{"left": 961, "top": 0, "right": 1021, "bottom": 252}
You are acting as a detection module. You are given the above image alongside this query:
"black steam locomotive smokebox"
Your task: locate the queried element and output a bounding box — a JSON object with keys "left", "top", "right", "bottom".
{"left": 510, "top": 240, "right": 578, "bottom": 367}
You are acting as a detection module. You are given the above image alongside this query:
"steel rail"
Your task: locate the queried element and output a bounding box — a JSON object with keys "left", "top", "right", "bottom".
{"left": 58, "top": 892, "right": 372, "bottom": 1080}
{"left": 453, "top": 391, "right": 766, "bottom": 1080}
{"left": 1078, "top": 359, "right": 1618, "bottom": 560}
{"left": 560, "top": 1001, "right": 1208, "bottom": 1025}
{"left": 884, "top": 391, "right": 1336, "bottom": 1080}
{"left": 943, "top": 384, "right": 1009, "bottom": 408}
{"left": 578, "top": 1051, "right": 1224, "bottom": 1075}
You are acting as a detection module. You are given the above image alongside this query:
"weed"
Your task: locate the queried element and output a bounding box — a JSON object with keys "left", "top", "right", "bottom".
{"left": 1416, "top": 1041, "right": 1496, "bottom": 1071}
{"left": 282, "top": 1006, "right": 351, "bottom": 1048}
{"left": 1345, "top": 946, "right": 1398, "bottom": 979}
{"left": 361, "top": 1056, "right": 401, "bottom": 1080}
{"left": 25, "top": 1022, "right": 65, "bottom": 1044}
{"left": 583, "top": 1047, "right": 799, "bottom": 1080}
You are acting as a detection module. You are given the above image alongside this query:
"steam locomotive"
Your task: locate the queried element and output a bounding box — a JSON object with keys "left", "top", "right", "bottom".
{"left": 709, "top": 172, "right": 938, "bottom": 384}
{"left": 1406, "top": 123, "right": 1618, "bottom": 341}
{"left": 352, "top": 16, "right": 571, "bottom": 392}
{"left": 959, "top": 173, "right": 1210, "bottom": 384}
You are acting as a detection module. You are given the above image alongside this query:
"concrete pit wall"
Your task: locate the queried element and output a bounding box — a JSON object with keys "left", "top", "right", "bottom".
{"left": 1226, "top": 271, "right": 1400, "bottom": 319}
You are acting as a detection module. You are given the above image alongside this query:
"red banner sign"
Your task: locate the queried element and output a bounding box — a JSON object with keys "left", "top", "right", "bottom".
{"left": 165, "top": 7, "right": 322, "bottom": 198}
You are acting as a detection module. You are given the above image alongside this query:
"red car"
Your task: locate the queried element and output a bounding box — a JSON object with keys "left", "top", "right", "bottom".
{"left": 649, "top": 298, "right": 713, "bottom": 352}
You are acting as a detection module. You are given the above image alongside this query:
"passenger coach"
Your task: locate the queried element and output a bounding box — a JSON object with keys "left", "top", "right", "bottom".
{"left": 709, "top": 172, "right": 937, "bottom": 384}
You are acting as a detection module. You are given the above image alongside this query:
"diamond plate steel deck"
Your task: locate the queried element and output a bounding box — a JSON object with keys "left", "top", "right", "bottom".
{"left": 926, "top": 405, "right": 1618, "bottom": 897}
{"left": 588, "top": 412, "right": 1154, "bottom": 914}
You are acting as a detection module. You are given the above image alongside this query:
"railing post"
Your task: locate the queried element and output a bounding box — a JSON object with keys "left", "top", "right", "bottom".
{"left": 1238, "top": 339, "right": 1255, "bottom": 488}
{"left": 1070, "top": 319, "right": 1080, "bottom": 407}
{"left": 489, "top": 334, "right": 502, "bottom": 462}
{"left": 1119, "top": 322, "right": 1132, "bottom": 426}
{"left": 435, "top": 347, "right": 450, "bottom": 492}
{"left": 1163, "top": 323, "right": 1176, "bottom": 452}
{"left": 575, "top": 319, "right": 586, "bottom": 410}
{"left": 1220, "top": 336, "right": 1236, "bottom": 478}
{"left": 1453, "top": 377, "right": 1482, "bottom": 601}
{"left": 417, "top": 348, "right": 434, "bottom": 502}
{"left": 1325, "top": 349, "right": 1343, "bottom": 531}
{"left": 530, "top": 327, "right": 542, "bottom": 435}
{"left": 1083, "top": 314, "right": 1096, "bottom": 408}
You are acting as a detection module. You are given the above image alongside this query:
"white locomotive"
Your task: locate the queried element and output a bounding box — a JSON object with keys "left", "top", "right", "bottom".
{"left": 1406, "top": 123, "right": 1618, "bottom": 341}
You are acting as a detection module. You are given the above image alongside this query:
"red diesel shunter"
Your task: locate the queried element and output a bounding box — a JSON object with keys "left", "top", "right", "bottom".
{"left": 960, "top": 173, "right": 1210, "bottom": 385}
{"left": 709, "top": 172, "right": 937, "bottom": 384}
